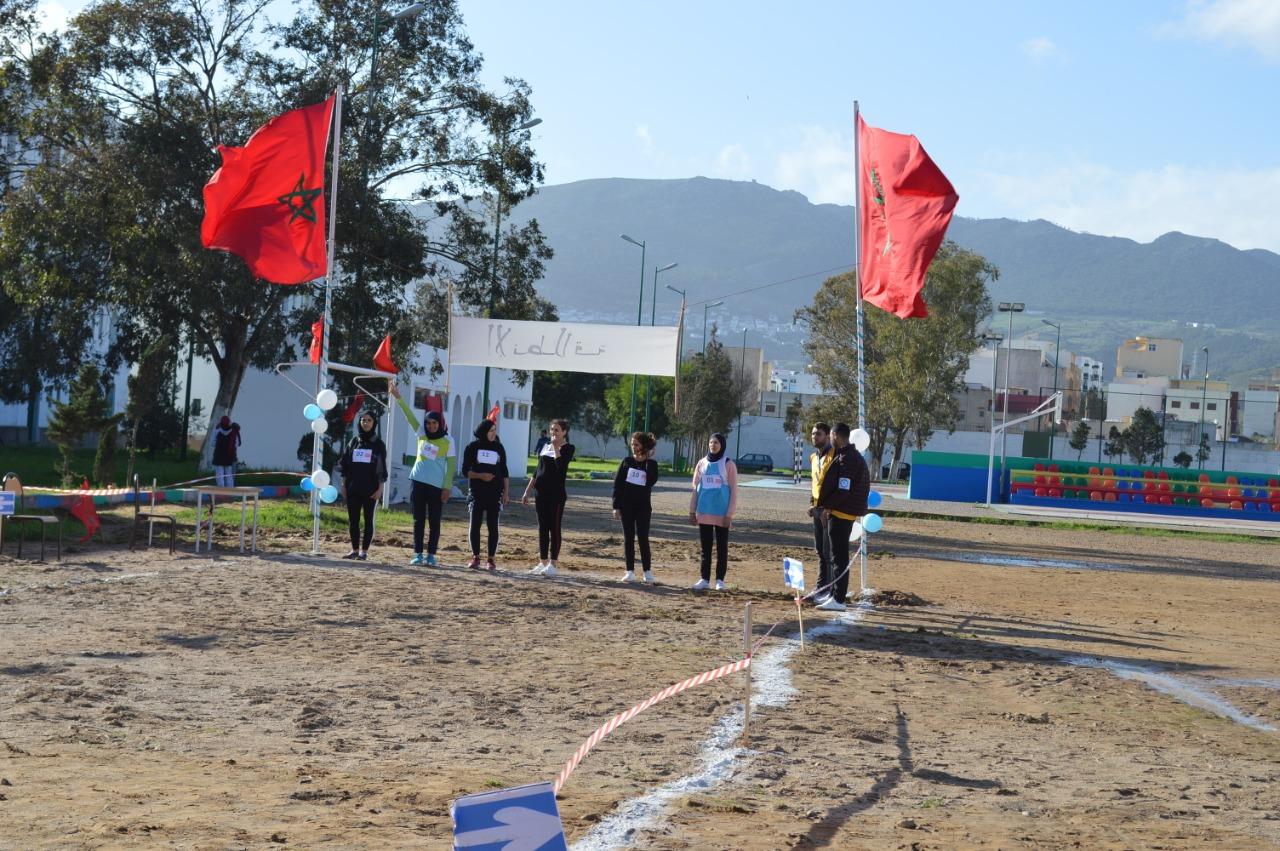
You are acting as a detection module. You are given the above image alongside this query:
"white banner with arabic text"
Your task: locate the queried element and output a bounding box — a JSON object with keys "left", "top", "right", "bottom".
{"left": 449, "top": 316, "right": 679, "bottom": 376}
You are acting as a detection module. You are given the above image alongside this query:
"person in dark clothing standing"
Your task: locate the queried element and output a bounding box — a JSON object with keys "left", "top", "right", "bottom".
{"left": 521, "top": 419, "right": 574, "bottom": 576}
{"left": 533, "top": 429, "right": 549, "bottom": 456}
{"left": 338, "top": 410, "right": 388, "bottom": 560}
{"left": 212, "top": 415, "right": 241, "bottom": 487}
{"left": 814, "top": 422, "right": 871, "bottom": 611}
{"left": 461, "top": 419, "right": 509, "bottom": 570}
{"left": 612, "top": 431, "right": 660, "bottom": 584}
{"left": 806, "top": 422, "right": 835, "bottom": 604}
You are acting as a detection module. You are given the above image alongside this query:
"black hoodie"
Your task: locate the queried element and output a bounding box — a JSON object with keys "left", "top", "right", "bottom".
{"left": 461, "top": 421, "right": 509, "bottom": 504}
{"left": 339, "top": 415, "right": 389, "bottom": 495}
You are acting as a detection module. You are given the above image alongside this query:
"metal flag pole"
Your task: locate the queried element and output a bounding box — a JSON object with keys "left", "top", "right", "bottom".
{"left": 311, "top": 85, "right": 344, "bottom": 556}
{"left": 853, "top": 100, "right": 869, "bottom": 595}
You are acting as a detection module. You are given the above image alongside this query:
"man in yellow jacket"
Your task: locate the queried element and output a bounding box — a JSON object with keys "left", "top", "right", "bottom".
{"left": 807, "top": 422, "right": 834, "bottom": 603}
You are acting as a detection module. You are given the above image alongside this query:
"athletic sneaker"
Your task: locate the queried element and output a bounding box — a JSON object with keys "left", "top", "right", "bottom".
{"left": 691, "top": 578, "right": 710, "bottom": 590}
{"left": 466, "top": 555, "right": 481, "bottom": 570}
{"left": 816, "top": 598, "right": 847, "bottom": 611}
{"left": 342, "top": 551, "right": 360, "bottom": 560}
{"left": 486, "top": 558, "right": 497, "bottom": 572}
{"left": 409, "top": 553, "right": 425, "bottom": 566}
{"left": 714, "top": 580, "right": 727, "bottom": 591}
{"left": 541, "top": 564, "right": 558, "bottom": 577}
{"left": 530, "top": 563, "right": 548, "bottom": 574}
{"left": 812, "top": 593, "right": 832, "bottom": 607}
{"left": 425, "top": 554, "right": 438, "bottom": 567}
{"left": 357, "top": 552, "right": 368, "bottom": 561}
{"left": 621, "top": 571, "right": 636, "bottom": 583}
{"left": 642, "top": 571, "right": 655, "bottom": 585}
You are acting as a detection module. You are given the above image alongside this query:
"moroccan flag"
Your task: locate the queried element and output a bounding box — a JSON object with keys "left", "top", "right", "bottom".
{"left": 309, "top": 318, "right": 324, "bottom": 365}
{"left": 201, "top": 96, "right": 335, "bottom": 285}
{"left": 857, "top": 115, "right": 958, "bottom": 319}
{"left": 486, "top": 403, "right": 500, "bottom": 423}
{"left": 341, "top": 391, "right": 366, "bottom": 424}
{"left": 423, "top": 393, "right": 443, "bottom": 417}
{"left": 373, "top": 334, "right": 397, "bottom": 374}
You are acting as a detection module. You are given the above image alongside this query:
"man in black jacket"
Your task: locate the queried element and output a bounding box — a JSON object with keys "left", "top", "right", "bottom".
{"left": 814, "top": 422, "right": 871, "bottom": 611}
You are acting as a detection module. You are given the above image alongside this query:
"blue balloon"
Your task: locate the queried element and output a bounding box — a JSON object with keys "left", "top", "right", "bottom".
{"left": 320, "top": 485, "right": 338, "bottom": 504}
{"left": 868, "top": 491, "right": 883, "bottom": 508}
{"left": 300, "top": 477, "right": 315, "bottom": 492}
{"left": 303, "top": 403, "right": 323, "bottom": 421}
{"left": 863, "top": 513, "right": 883, "bottom": 533}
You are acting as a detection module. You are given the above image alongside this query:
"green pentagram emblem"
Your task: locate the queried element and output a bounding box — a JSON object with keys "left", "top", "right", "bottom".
{"left": 278, "top": 174, "right": 323, "bottom": 223}
{"left": 869, "top": 167, "right": 886, "bottom": 206}
{"left": 868, "top": 167, "right": 892, "bottom": 257}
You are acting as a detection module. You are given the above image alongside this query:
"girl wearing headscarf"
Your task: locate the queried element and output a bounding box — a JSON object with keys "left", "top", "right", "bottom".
{"left": 521, "top": 418, "right": 575, "bottom": 576}
{"left": 461, "top": 418, "right": 509, "bottom": 570}
{"left": 338, "top": 408, "right": 388, "bottom": 560}
{"left": 612, "top": 431, "right": 659, "bottom": 584}
{"left": 688, "top": 432, "right": 738, "bottom": 590}
{"left": 212, "top": 415, "right": 240, "bottom": 487}
{"left": 390, "top": 383, "right": 455, "bottom": 567}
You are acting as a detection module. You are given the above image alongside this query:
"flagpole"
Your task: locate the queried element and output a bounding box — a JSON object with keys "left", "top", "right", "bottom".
{"left": 312, "top": 85, "right": 344, "bottom": 557}
{"left": 853, "top": 99, "right": 869, "bottom": 595}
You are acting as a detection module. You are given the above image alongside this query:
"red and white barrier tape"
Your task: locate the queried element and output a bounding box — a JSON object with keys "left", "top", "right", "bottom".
{"left": 553, "top": 655, "right": 752, "bottom": 794}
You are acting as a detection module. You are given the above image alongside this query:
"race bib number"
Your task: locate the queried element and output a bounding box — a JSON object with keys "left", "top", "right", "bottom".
{"left": 540, "top": 443, "right": 557, "bottom": 458}
{"left": 352, "top": 448, "right": 373, "bottom": 464}
{"left": 477, "top": 449, "right": 499, "bottom": 465}
{"left": 421, "top": 442, "right": 439, "bottom": 461}
{"left": 702, "top": 474, "right": 723, "bottom": 489}
{"left": 838, "top": 477, "right": 851, "bottom": 490}
{"left": 626, "top": 467, "right": 647, "bottom": 486}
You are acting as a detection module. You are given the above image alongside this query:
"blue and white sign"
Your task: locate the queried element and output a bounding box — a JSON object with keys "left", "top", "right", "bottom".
{"left": 0, "top": 491, "right": 15, "bottom": 516}
{"left": 452, "top": 781, "right": 567, "bottom": 851}
{"left": 782, "top": 557, "right": 805, "bottom": 592}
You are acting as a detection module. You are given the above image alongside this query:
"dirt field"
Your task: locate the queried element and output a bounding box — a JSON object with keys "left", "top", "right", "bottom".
{"left": 2, "top": 480, "right": 1279, "bottom": 849}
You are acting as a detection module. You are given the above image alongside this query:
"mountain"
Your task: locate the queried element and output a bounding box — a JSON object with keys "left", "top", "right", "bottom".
{"left": 494, "top": 177, "right": 1280, "bottom": 381}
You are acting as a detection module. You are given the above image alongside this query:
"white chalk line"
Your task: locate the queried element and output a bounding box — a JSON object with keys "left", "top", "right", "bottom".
{"left": 0, "top": 571, "right": 160, "bottom": 597}
{"left": 571, "top": 602, "right": 871, "bottom": 851}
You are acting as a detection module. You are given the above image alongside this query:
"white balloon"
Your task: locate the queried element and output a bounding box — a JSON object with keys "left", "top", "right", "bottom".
{"left": 310, "top": 416, "right": 329, "bottom": 434}
{"left": 310, "top": 469, "right": 330, "bottom": 489}
{"left": 316, "top": 388, "right": 338, "bottom": 410}
{"left": 851, "top": 428, "right": 871, "bottom": 452}
{"left": 848, "top": 521, "right": 864, "bottom": 542}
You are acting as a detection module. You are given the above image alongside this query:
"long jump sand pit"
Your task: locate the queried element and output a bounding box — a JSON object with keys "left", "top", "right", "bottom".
{"left": 2, "top": 481, "right": 1279, "bottom": 849}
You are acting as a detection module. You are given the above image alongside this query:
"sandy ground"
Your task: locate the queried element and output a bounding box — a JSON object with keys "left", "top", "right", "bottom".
{"left": 2, "top": 480, "right": 1279, "bottom": 849}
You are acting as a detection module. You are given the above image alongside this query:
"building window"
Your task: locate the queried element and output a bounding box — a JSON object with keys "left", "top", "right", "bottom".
{"left": 1147, "top": 344, "right": 1157, "bottom": 351}
{"left": 764, "top": 403, "right": 777, "bottom": 414}
{"left": 978, "top": 409, "right": 984, "bottom": 418}
{"left": 503, "top": 401, "right": 515, "bottom": 419}
{"left": 1190, "top": 401, "right": 1200, "bottom": 410}
{"left": 517, "top": 403, "right": 529, "bottom": 421}
{"left": 1170, "top": 400, "right": 1181, "bottom": 408}
{"left": 1206, "top": 402, "right": 1217, "bottom": 411}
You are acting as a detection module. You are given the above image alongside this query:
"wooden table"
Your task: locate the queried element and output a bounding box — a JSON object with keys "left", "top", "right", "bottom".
{"left": 192, "top": 486, "right": 260, "bottom": 553}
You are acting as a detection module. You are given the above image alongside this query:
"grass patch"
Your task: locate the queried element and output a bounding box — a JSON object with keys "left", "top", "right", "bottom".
{"left": 887, "top": 509, "right": 1279, "bottom": 545}
{"left": 170, "top": 501, "right": 415, "bottom": 534}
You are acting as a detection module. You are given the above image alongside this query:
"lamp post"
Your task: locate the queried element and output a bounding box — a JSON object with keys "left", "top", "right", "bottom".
{"left": 1040, "top": 318, "right": 1061, "bottom": 459}
{"left": 702, "top": 301, "right": 724, "bottom": 353}
{"left": 1214, "top": 419, "right": 1227, "bottom": 471}
{"left": 997, "top": 302, "right": 1025, "bottom": 474}
{"left": 620, "top": 234, "right": 647, "bottom": 434}
{"left": 736, "top": 328, "right": 748, "bottom": 460}
{"left": 666, "top": 284, "right": 687, "bottom": 471}
{"left": 480, "top": 116, "right": 543, "bottom": 414}
{"left": 1198, "top": 346, "right": 1209, "bottom": 470}
{"left": 980, "top": 331, "right": 1003, "bottom": 505}
{"left": 644, "top": 262, "right": 678, "bottom": 432}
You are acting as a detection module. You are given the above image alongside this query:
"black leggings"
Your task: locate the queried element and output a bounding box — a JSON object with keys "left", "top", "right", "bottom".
{"left": 814, "top": 513, "right": 832, "bottom": 593}
{"left": 698, "top": 523, "right": 729, "bottom": 581}
{"left": 347, "top": 492, "right": 377, "bottom": 551}
{"left": 620, "top": 506, "right": 652, "bottom": 571}
{"left": 825, "top": 515, "right": 854, "bottom": 603}
{"left": 535, "top": 493, "right": 566, "bottom": 561}
{"left": 468, "top": 500, "right": 501, "bottom": 558}
{"left": 411, "top": 481, "right": 444, "bottom": 555}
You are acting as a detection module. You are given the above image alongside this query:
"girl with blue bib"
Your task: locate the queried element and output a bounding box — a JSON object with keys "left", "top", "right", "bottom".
{"left": 688, "top": 432, "right": 738, "bottom": 590}
{"left": 389, "top": 383, "right": 455, "bottom": 566}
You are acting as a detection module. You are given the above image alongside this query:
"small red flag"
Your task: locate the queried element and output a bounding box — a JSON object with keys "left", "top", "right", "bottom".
{"left": 486, "top": 403, "right": 500, "bottom": 423}
{"left": 858, "top": 114, "right": 958, "bottom": 319}
{"left": 373, "top": 334, "right": 397, "bottom": 374}
{"left": 69, "top": 482, "right": 101, "bottom": 543}
{"left": 309, "top": 318, "right": 324, "bottom": 365}
{"left": 201, "top": 96, "right": 335, "bottom": 285}
{"left": 341, "top": 391, "right": 366, "bottom": 424}
{"left": 423, "top": 393, "right": 444, "bottom": 417}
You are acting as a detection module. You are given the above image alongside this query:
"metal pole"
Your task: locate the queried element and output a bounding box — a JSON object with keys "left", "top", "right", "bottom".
{"left": 853, "top": 101, "right": 870, "bottom": 595}
{"left": 1198, "top": 348, "right": 1209, "bottom": 470}
{"left": 736, "top": 329, "right": 747, "bottom": 460}
{"left": 1002, "top": 310, "right": 1014, "bottom": 468}
{"left": 741, "top": 602, "right": 752, "bottom": 743}
{"left": 645, "top": 264, "right": 657, "bottom": 432}
{"left": 702, "top": 305, "right": 709, "bottom": 353}
{"left": 629, "top": 241, "right": 645, "bottom": 435}
{"left": 180, "top": 334, "right": 194, "bottom": 460}
{"left": 482, "top": 136, "right": 506, "bottom": 416}
{"left": 1048, "top": 322, "right": 1060, "bottom": 459}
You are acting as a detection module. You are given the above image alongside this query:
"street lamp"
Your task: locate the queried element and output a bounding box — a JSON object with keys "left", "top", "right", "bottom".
{"left": 643, "top": 262, "right": 678, "bottom": 432}
{"left": 666, "top": 283, "right": 687, "bottom": 471}
{"left": 997, "top": 302, "right": 1025, "bottom": 473}
{"left": 1198, "top": 346, "right": 1209, "bottom": 470}
{"left": 702, "top": 301, "right": 724, "bottom": 353}
{"left": 619, "top": 234, "right": 647, "bottom": 434}
{"left": 979, "top": 331, "right": 1004, "bottom": 506}
{"left": 480, "top": 116, "right": 543, "bottom": 415}
{"left": 1213, "top": 419, "right": 1227, "bottom": 471}
{"left": 1041, "top": 319, "right": 1061, "bottom": 458}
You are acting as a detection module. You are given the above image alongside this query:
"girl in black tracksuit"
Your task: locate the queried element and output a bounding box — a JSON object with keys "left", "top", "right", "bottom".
{"left": 612, "top": 431, "right": 659, "bottom": 584}
{"left": 461, "top": 419, "right": 509, "bottom": 570}
{"left": 521, "top": 418, "right": 575, "bottom": 576}
{"left": 338, "top": 410, "right": 389, "bottom": 560}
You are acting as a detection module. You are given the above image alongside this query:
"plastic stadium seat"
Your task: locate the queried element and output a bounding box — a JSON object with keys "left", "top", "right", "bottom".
{"left": 1090, "top": 490, "right": 1102, "bottom": 501}
{"left": 1034, "top": 463, "right": 1046, "bottom": 472}
{"left": 1035, "top": 487, "right": 1047, "bottom": 498}
{"left": 1244, "top": 502, "right": 1258, "bottom": 512}
{"left": 1199, "top": 473, "right": 1211, "bottom": 483}
{"left": 1143, "top": 470, "right": 1155, "bottom": 479}
{"left": 1034, "top": 474, "right": 1047, "bottom": 485}
{"left": 1048, "top": 487, "right": 1062, "bottom": 498}
{"left": 1228, "top": 487, "right": 1242, "bottom": 498}
{"left": 1048, "top": 464, "right": 1060, "bottom": 473}
{"left": 1201, "top": 497, "right": 1215, "bottom": 508}
{"left": 1089, "top": 466, "right": 1100, "bottom": 475}
{"left": 1227, "top": 475, "right": 1238, "bottom": 485}
{"left": 1230, "top": 500, "right": 1243, "bottom": 510}
{"left": 1158, "top": 470, "right": 1169, "bottom": 480}
{"left": 1146, "top": 494, "right": 1160, "bottom": 504}
{"left": 1104, "top": 492, "right": 1117, "bottom": 502}
{"left": 1160, "top": 495, "right": 1173, "bottom": 506}
{"left": 1270, "top": 479, "right": 1279, "bottom": 488}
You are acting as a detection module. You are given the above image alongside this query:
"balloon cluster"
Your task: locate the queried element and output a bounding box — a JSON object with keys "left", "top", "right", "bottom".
{"left": 848, "top": 427, "right": 884, "bottom": 542}
{"left": 301, "top": 388, "right": 340, "bottom": 504}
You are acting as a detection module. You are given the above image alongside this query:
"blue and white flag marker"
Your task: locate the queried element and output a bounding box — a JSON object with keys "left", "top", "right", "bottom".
{"left": 452, "top": 781, "right": 567, "bottom": 851}
{"left": 782, "top": 557, "right": 807, "bottom": 648}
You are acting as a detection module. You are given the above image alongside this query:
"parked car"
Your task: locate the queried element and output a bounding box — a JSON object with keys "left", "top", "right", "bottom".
{"left": 735, "top": 453, "right": 774, "bottom": 473}
{"left": 881, "top": 462, "right": 911, "bottom": 481}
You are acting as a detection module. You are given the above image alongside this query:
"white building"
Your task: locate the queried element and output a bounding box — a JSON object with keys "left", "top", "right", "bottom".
{"left": 1103, "top": 377, "right": 1169, "bottom": 424}
{"left": 1075, "top": 355, "right": 1104, "bottom": 391}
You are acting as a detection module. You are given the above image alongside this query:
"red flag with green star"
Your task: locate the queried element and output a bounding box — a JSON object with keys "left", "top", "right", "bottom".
{"left": 201, "top": 96, "right": 335, "bottom": 285}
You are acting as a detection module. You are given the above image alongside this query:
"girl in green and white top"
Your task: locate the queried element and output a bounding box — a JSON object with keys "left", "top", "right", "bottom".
{"left": 389, "top": 382, "right": 455, "bottom": 566}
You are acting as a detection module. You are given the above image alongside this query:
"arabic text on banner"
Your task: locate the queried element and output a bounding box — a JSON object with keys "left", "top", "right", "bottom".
{"left": 448, "top": 316, "right": 679, "bottom": 376}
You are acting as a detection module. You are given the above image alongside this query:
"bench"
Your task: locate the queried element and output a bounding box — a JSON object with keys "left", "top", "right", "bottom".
{"left": 0, "top": 472, "right": 62, "bottom": 561}
{"left": 128, "top": 474, "right": 176, "bottom": 554}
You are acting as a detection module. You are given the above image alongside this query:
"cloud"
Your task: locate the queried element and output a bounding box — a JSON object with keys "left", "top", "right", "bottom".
{"left": 772, "top": 126, "right": 854, "bottom": 205}
{"left": 1162, "top": 0, "right": 1280, "bottom": 62}
{"left": 980, "top": 160, "right": 1280, "bottom": 252}
{"left": 635, "top": 124, "right": 654, "bottom": 156}
{"left": 1020, "top": 36, "right": 1059, "bottom": 61}
{"left": 714, "top": 143, "right": 751, "bottom": 177}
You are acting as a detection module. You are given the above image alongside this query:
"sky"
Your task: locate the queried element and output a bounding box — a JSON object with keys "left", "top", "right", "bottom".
{"left": 35, "top": 0, "right": 1280, "bottom": 253}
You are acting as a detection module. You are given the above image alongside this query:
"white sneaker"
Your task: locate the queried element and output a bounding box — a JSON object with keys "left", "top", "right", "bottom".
{"left": 621, "top": 571, "right": 636, "bottom": 583}
{"left": 812, "top": 593, "right": 832, "bottom": 607}
{"left": 691, "top": 578, "right": 710, "bottom": 590}
{"left": 541, "top": 564, "right": 558, "bottom": 577}
{"left": 642, "top": 571, "right": 655, "bottom": 585}
{"left": 714, "top": 580, "right": 727, "bottom": 591}
{"left": 530, "top": 563, "right": 547, "bottom": 574}
{"left": 816, "top": 598, "right": 847, "bottom": 611}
